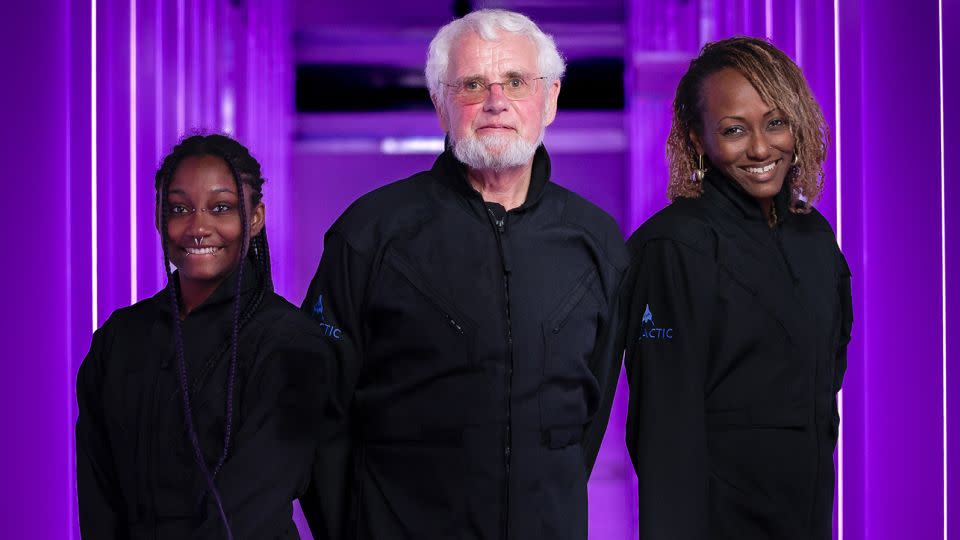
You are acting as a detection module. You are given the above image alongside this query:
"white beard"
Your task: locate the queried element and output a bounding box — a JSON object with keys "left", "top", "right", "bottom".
{"left": 451, "top": 129, "right": 544, "bottom": 172}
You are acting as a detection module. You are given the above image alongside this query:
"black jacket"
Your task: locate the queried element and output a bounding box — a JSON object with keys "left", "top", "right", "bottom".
{"left": 76, "top": 262, "right": 329, "bottom": 539}
{"left": 623, "top": 172, "right": 852, "bottom": 539}
{"left": 299, "top": 146, "right": 628, "bottom": 540}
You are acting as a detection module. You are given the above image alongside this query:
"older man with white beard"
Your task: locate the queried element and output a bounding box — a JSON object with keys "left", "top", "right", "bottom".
{"left": 299, "top": 9, "right": 628, "bottom": 540}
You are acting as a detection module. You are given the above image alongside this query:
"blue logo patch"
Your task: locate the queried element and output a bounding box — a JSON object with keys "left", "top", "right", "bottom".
{"left": 639, "top": 303, "right": 673, "bottom": 341}
{"left": 312, "top": 294, "right": 344, "bottom": 341}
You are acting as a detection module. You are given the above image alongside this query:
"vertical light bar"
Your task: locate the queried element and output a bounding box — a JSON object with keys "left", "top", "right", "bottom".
{"left": 833, "top": 1, "right": 844, "bottom": 538}
{"left": 794, "top": 0, "right": 803, "bottom": 67}
{"left": 65, "top": 5, "right": 76, "bottom": 540}
{"left": 765, "top": 0, "right": 773, "bottom": 39}
{"left": 834, "top": 0, "right": 843, "bottom": 249}
{"left": 155, "top": 0, "right": 164, "bottom": 157}
{"left": 91, "top": 0, "right": 98, "bottom": 332}
{"left": 129, "top": 0, "right": 137, "bottom": 304}
{"left": 938, "top": 1, "right": 947, "bottom": 538}
{"left": 699, "top": 0, "right": 714, "bottom": 45}
{"left": 176, "top": 0, "right": 185, "bottom": 134}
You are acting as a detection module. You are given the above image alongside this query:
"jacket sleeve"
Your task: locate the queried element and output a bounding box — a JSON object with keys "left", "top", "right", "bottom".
{"left": 624, "top": 238, "right": 717, "bottom": 540}
{"left": 581, "top": 266, "right": 627, "bottom": 475}
{"left": 189, "top": 336, "right": 328, "bottom": 540}
{"left": 76, "top": 325, "right": 125, "bottom": 539}
{"left": 297, "top": 228, "right": 367, "bottom": 540}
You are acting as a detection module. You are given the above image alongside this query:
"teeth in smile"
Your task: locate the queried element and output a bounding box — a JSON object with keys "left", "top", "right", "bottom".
{"left": 185, "top": 247, "right": 219, "bottom": 255}
{"left": 744, "top": 161, "right": 778, "bottom": 174}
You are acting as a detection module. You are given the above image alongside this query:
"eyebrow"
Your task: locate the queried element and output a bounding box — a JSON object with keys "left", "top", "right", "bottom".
{"left": 457, "top": 69, "right": 531, "bottom": 81}
{"left": 168, "top": 187, "right": 236, "bottom": 196}
{"left": 716, "top": 108, "right": 782, "bottom": 126}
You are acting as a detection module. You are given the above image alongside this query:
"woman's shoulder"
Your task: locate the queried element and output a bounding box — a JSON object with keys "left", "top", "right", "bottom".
{"left": 96, "top": 291, "right": 167, "bottom": 337}
{"left": 82, "top": 292, "right": 168, "bottom": 380}
{"left": 792, "top": 205, "right": 840, "bottom": 238}
{"left": 626, "top": 197, "right": 718, "bottom": 260}
{"left": 244, "top": 292, "right": 329, "bottom": 350}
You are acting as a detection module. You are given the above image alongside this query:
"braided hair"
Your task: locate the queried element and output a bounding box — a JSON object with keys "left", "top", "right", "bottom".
{"left": 154, "top": 134, "right": 273, "bottom": 538}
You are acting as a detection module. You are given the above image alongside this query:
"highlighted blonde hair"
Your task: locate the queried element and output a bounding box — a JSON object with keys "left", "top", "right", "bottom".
{"left": 666, "top": 36, "right": 828, "bottom": 212}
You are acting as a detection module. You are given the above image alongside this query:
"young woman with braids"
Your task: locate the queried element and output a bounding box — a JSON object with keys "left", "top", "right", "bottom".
{"left": 622, "top": 37, "right": 853, "bottom": 538}
{"left": 76, "top": 134, "right": 330, "bottom": 539}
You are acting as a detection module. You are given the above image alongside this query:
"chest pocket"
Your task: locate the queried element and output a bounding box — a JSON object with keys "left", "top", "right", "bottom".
{"left": 367, "top": 246, "right": 477, "bottom": 373}
{"left": 540, "top": 267, "right": 604, "bottom": 426}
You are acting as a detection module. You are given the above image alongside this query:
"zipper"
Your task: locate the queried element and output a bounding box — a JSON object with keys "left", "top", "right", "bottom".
{"left": 387, "top": 246, "right": 469, "bottom": 339}
{"left": 773, "top": 221, "right": 825, "bottom": 528}
{"left": 486, "top": 206, "right": 513, "bottom": 540}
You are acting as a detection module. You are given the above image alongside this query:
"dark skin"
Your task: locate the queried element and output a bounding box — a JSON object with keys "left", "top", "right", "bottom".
{"left": 689, "top": 68, "right": 797, "bottom": 221}
{"left": 159, "top": 154, "right": 265, "bottom": 317}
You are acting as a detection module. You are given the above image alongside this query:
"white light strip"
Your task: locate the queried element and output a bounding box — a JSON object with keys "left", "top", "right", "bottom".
{"left": 833, "top": 1, "right": 843, "bottom": 538}
{"left": 765, "top": 0, "right": 773, "bottom": 39}
{"left": 938, "top": 1, "right": 947, "bottom": 538}
{"left": 380, "top": 137, "right": 444, "bottom": 155}
{"left": 91, "top": 0, "right": 98, "bottom": 332}
{"left": 129, "top": 0, "right": 137, "bottom": 304}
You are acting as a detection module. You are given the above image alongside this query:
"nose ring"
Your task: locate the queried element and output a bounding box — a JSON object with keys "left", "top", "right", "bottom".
{"left": 194, "top": 236, "right": 203, "bottom": 247}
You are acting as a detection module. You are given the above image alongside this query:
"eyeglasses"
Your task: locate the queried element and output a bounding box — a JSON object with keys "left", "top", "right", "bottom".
{"left": 441, "top": 75, "right": 548, "bottom": 105}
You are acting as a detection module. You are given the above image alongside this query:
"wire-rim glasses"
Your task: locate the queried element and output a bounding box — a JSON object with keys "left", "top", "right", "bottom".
{"left": 441, "top": 75, "right": 548, "bottom": 105}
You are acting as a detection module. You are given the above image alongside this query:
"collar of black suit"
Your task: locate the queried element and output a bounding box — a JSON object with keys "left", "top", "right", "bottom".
{"left": 703, "top": 168, "right": 794, "bottom": 225}
{"left": 432, "top": 137, "right": 552, "bottom": 212}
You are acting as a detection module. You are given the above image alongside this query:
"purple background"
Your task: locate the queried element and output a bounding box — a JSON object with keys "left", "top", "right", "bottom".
{"left": 2, "top": 1, "right": 956, "bottom": 538}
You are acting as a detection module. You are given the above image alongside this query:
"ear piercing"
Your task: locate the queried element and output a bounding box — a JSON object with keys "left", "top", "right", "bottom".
{"left": 692, "top": 154, "right": 707, "bottom": 183}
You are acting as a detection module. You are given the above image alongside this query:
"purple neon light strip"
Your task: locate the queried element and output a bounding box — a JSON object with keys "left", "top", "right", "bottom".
{"left": 129, "top": 0, "right": 137, "bottom": 304}
{"left": 91, "top": 0, "right": 98, "bottom": 331}
{"left": 939, "top": 1, "right": 948, "bottom": 538}
{"left": 832, "top": 0, "right": 844, "bottom": 538}
{"left": 177, "top": 0, "right": 185, "bottom": 134}
{"left": 765, "top": 0, "right": 773, "bottom": 38}
{"left": 66, "top": 3, "right": 76, "bottom": 537}
{"left": 794, "top": 1, "right": 802, "bottom": 67}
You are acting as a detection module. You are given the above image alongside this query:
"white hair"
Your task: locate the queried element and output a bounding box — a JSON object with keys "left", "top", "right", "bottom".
{"left": 425, "top": 9, "right": 566, "bottom": 100}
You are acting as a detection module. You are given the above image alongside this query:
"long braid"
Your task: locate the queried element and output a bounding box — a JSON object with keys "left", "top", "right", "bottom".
{"left": 253, "top": 231, "right": 273, "bottom": 292}
{"left": 210, "top": 160, "right": 248, "bottom": 481}
{"left": 236, "top": 232, "right": 270, "bottom": 328}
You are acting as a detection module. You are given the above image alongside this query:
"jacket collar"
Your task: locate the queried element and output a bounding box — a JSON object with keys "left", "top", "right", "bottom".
{"left": 432, "top": 138, "right": 552, "bottom": 212}
{"left": 703, "top": 169, "right": 792, "bottom": 225}
{"left": 153, "top": 258, "right": 260, "bottom": 317}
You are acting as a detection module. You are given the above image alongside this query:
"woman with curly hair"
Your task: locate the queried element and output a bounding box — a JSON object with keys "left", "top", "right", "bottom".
{"left": 76, "top": 134, "right": 332, "bottom": 539}
{"left": 622, "top": 37, "right": 853, "bottom": 539}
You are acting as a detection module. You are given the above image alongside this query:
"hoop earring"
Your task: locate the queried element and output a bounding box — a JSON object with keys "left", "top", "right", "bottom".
{"left": 692, "top": 154, "right": 707, "bottom": 183}
{"left": 791, "top": 152, "right": 799, "bottom": 166}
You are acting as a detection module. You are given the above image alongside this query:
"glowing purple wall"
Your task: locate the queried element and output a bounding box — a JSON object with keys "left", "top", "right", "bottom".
{"left": 2, "top": 1, "right": 293, "bottom": 537}
{"left": 2, "top": 1, "right": 957, "bottom": 539}
{"left": 2, "top": 4, "right": 76, "bottom": 537}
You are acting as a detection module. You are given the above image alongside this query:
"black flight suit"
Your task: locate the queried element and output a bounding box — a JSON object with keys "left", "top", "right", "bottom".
{"left": 76, "top": 261, "right": 329, "bottom": 539}
{"left": 622, "top": 171, "right": 853, "bottom": 539}
{"left": 298, "top": 146, "right": 628, "bottom": 540}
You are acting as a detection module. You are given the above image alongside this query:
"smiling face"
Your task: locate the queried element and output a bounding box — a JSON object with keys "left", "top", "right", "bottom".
{"left": 690, "top": 68, "right": 796, "bottom": 207}
{"left": 163, "top": 154, "right": 264, "bottom": 294}
{"left": 436, "top": 30, "right": 560, "bottom": 170}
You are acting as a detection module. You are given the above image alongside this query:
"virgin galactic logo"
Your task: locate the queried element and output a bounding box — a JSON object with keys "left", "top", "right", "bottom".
{"left": 640, "top": 304, "right": 673, "bottom": 341}
{"left": 312, "top": 295, "right": 344, "bottom": 341}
